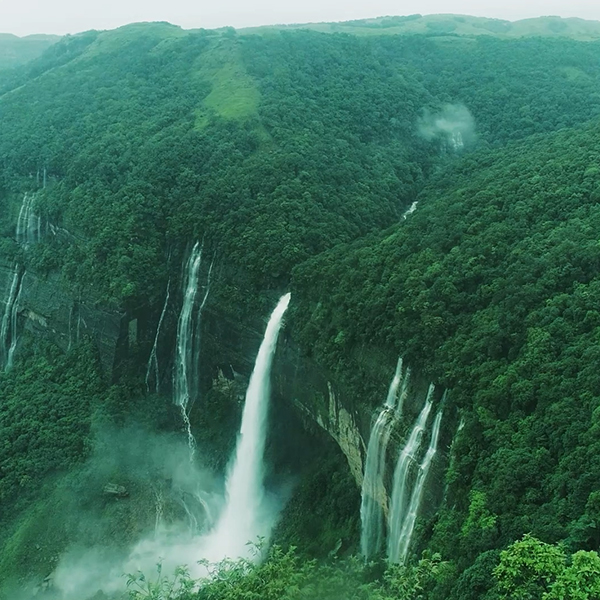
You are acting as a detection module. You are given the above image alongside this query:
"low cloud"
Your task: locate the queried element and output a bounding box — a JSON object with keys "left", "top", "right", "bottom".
{"left": 418, "top": 103, "right": 477, "bottom": 151}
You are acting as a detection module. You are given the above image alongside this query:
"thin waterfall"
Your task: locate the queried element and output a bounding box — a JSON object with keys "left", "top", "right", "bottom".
{"left": 0, "top": 266, "right": 24, "bottom": 370}
{"left": 395, "top": 410, "right": 443, "bottom": 564}
{"left": 207, "top": 293, "right": 291, "bottom": 559}
{"left": 146, "top": 279, "right": 171, "bottom": 393}
{"left": 154, "top": 488, "right": 164, "bottom": 538}
{"left": 387, "top": 384, "right": 435, "bottom": 563}
{"left": 190, "top": 254, "right": 214, "bottom": 403}
{"left": 360, "top": 357, "right": 408, "bottom": 558}
{"left": 173, "top": 243, "right": 213, "bottom": 459}
{"left": 385, "top": 357, "right": 404, "bottom": 407}
{"left": 395, "top": 365, "right": 411, "bottom": 419}
{"left": 174, "top": 243, "right": 203, "bottom": 410}
{"left": 16, "top": 194, "right": 40, "bottom": 245}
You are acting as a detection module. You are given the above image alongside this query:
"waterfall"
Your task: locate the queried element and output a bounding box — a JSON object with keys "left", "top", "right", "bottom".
{"left": 0, "top": 266, "right": 24, "bottom": 370}
{"left": 16, "top": 194, "right": 40, "bottom": 245}
{"left": 173, "top": 243, "right": 213, "bottom": 459}
{"left": 174, "top": 243, "right": 203, "bottom": 410}
{"left": 395, "top": 410, "right": 443, "bottom": 564}
{"left": 385, "top": 357, "right": 404, "bottom": 408}
{"left": 146, "top": 279, "right": 171, "bottom": 393}
{"left": 450, "top": 131, "right": 464, "bottom": 151}
{"left": 387, "top": 384, "right": 435, "bottom": 563}
{"left": 395, "top": 364, "right": 411, "bottom": 419}
{"left": 402, "top": 201, "right": 418, "bottom": 219}
{"left": 154, "top": 489, "right": 164, "bottom": 538}
{"left": 360, "top": 357, "right": 408, "bottom": 558}
{"left": 207, "top": 293, "right": 290, "bottom": 559}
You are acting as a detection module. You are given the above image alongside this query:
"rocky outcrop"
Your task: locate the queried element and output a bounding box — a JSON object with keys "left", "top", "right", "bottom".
{"left": 315, "top": 382, "right": 365, "bottom": 487}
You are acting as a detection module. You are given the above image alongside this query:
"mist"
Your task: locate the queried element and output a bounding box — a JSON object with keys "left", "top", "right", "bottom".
{"left": 13, "top": 420, "right": 287, "bottom": 600}
{"left": 418, "top": 103, "right": 477, "bottom": 151}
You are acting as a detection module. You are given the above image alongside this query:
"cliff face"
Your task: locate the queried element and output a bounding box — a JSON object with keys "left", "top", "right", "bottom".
{"left": 0, "top": 262, "right": 123, "bottom": 373}
{"left": 3, "top": 259, "right": 450, "bottom": 543}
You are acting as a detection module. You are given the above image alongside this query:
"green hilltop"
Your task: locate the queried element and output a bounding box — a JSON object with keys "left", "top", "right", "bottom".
{"left": 240, "top": 13, "right": 600, "bottom": 41}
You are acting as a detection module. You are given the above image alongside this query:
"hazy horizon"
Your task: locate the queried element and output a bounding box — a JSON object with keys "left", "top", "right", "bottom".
{"left": 2, "top": 0, "right": 600, "bottom": 37}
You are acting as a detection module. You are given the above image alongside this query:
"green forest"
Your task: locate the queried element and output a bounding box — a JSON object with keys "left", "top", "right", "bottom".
{"left": 1, "top": 17, "right": 600, "bottom": 600}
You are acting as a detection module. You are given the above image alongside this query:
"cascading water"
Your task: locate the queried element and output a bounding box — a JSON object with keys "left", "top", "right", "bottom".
{"left": 206, "top": 293, "right": 291, "bottom": 560}
{"left": 146, "top": 279, "right": 171, "bottom": 393}
{"left": 402, "top": 201, "right": 418, "bottom": 219}
{"left": 16, "top": 194, "right": 40, "bottom": 245}
{"left": 174, "top": 243, "right": 203, "bottom": 410}
{"left": 385, "top": 357, "right": 404, "bottom": 407}
{"left": 4, "top": 193, "right": 41, "bottom": 369}
{"left": 450, "top": 130, "right": 465, "bottom": 152}
{"left": 395, "top": 410, "right": 443, "bottom": 564}
{"left": 395, "top": 365, "right": 411, "bottom": 419}
{"left": 173, "top": 243, "right": 213, "bottom": 459}
{"left": 360, "top": 357, "right": 408, "bottom": 558}
{"left": 0, "top": 266, "right": 24, "bottom": 371}
{"left": 194, "top": 255, "right": 214, "bottom": 348}
{"left": 387, "top": 384, "right": 435, "bottom": 563}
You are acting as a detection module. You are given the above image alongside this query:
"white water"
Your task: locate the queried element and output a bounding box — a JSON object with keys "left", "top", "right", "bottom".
{"left": 395, "top": 365, "right": 411, "bottom": 419}
{"left": 174, "top": 243, "right": 203, "bottom": 410}
{"left": 387, "top": 384, "right": 435, "bottom": 563}
{"left": 385, "top": 357, "right": 404, "bottom": 408}
{"left": 205, "top": 292, "right": 291, "bottom": 559}
{"left": 360, "top": 357, "right": 407, "bottom": 557}
{"left": 173, "top": 243, "right": 214, "bottom": 458}
{"left": 16, "top": 194, "right": 40, "bottom": 245}
{"left": 450, "top": 130, "right": 465, "bottom": 151}
{"left": 402, "top": 201, "right": 418, "bottom": 219}
{"left": 395, "top": 410, "right": 443, "bottom": 564}
{"left": 146, "top": 279, "right": 171, "bottom": 393}
{"left": 0, "top": 266, "right": 24, "bottom": 370}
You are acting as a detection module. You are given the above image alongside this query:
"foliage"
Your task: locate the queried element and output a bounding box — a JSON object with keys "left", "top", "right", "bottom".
{"left": 493, "top": 535, "right": 600, "bottom": 600}
{"left": 290, "top": 119, "right": 600, "bottom": 590}
{"left": 126, "top": 565, "right": 195, "bottom": 600}
{"left": 124, "top": 545, "right": 452, "bottom": 600}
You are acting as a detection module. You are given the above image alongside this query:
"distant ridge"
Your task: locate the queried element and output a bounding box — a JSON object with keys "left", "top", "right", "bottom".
{"left": 238, "top": 14, "right": 600, "bottom": 41}
{"left": 0, "top": 33, "right": 60, "bottom": 70}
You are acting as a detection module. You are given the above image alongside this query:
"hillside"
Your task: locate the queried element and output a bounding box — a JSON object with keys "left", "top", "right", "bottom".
{"left": 0, "top": 33, "right": 60, "bottom": 70}
{"left": 0, "top": 19, "right": 599, "bottom": 600}
{"left": 292, "top": 120, "right": 600, "bottom": 592}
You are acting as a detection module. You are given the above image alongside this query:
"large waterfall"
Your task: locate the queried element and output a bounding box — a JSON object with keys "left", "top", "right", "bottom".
{"left": 360, "top": 357, "right": 409, "bottom": 558}
{"left": 387, "top": 384, "right": 435, "bottom": 563}
{"left": 206, "top": 292, "right": 291, "bottom": 559}
{"left": 173, "top": 243, "right": 214, "bottom": 457}
{"left": 394, "top": 409, "right": 443, "bottom": 564}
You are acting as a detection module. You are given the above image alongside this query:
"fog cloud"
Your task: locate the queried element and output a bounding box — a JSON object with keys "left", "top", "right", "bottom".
{"left": 418, "top": 103, "right": 477, "bottom": 151}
